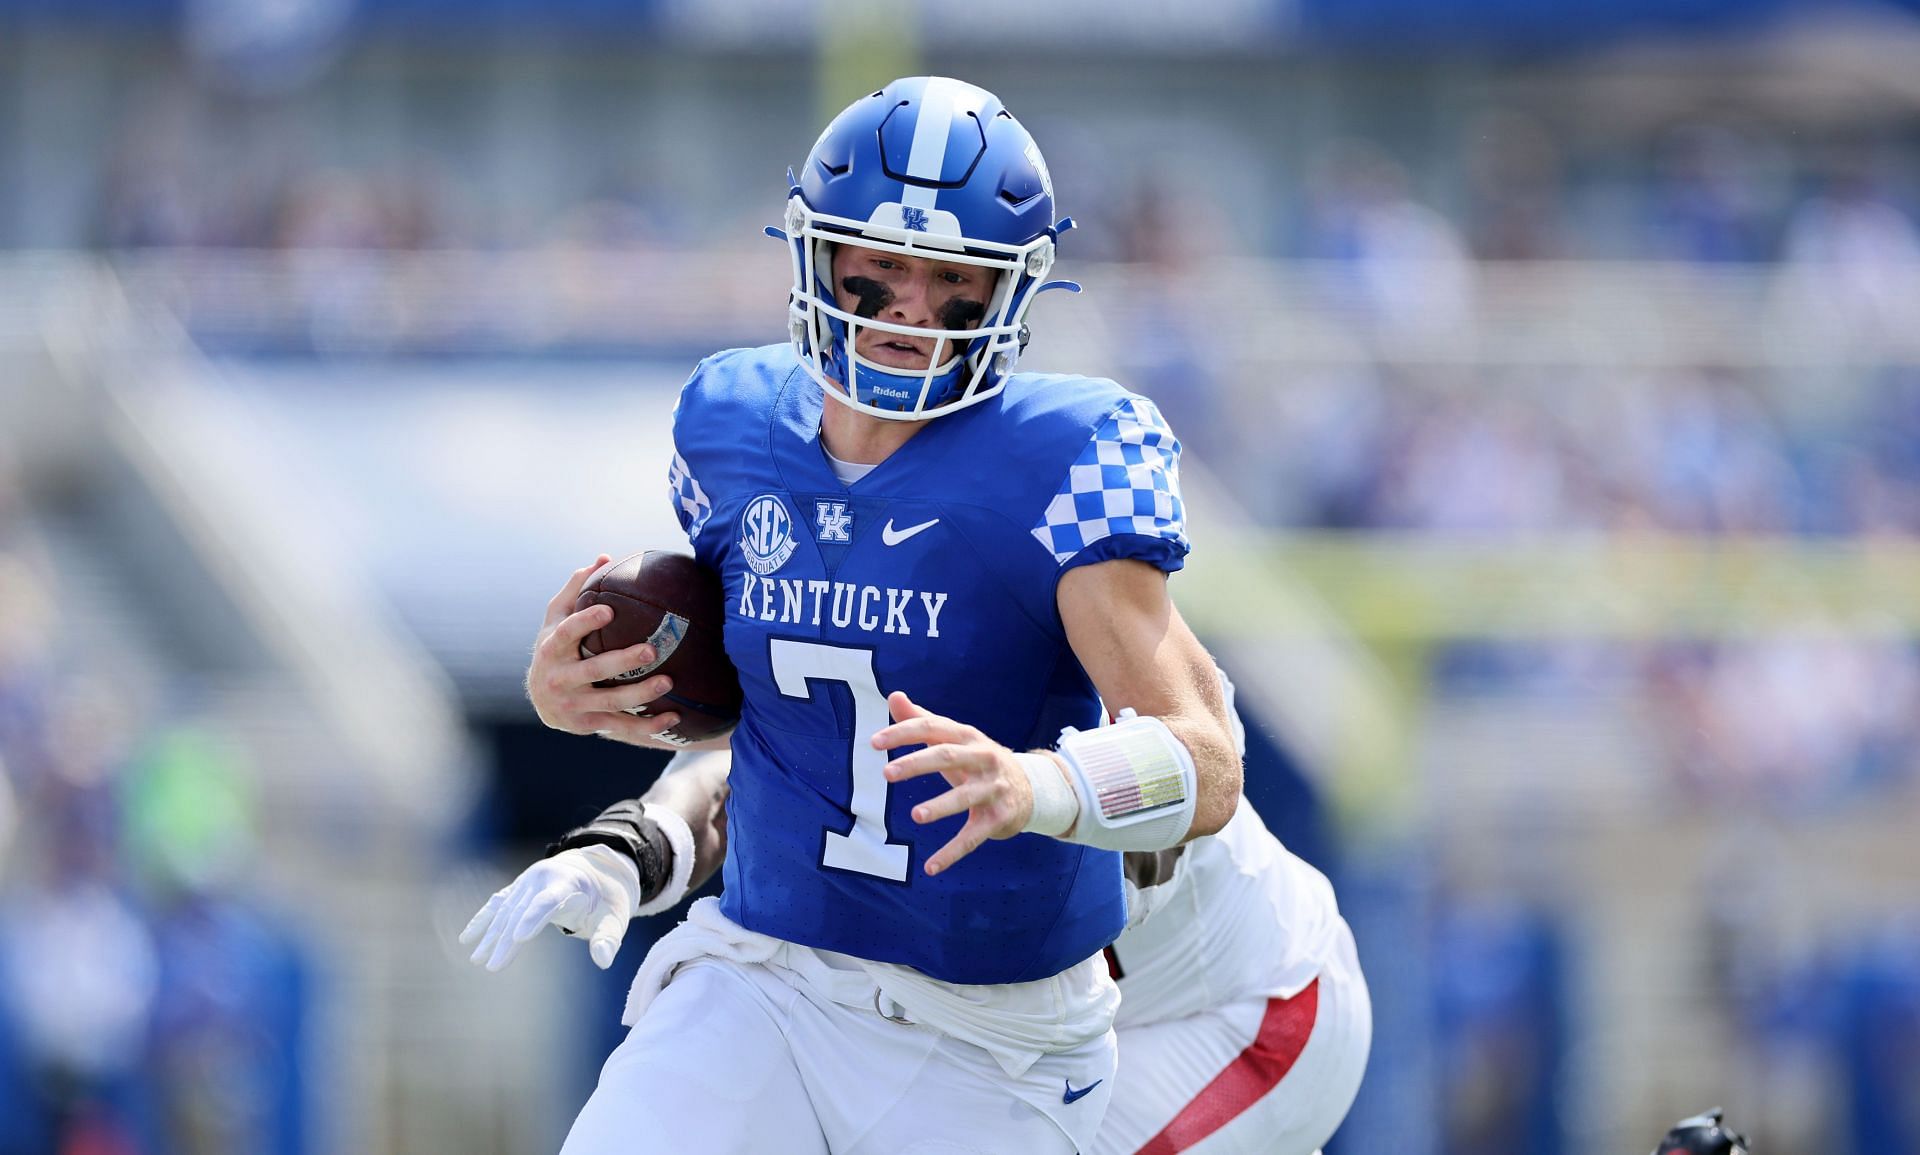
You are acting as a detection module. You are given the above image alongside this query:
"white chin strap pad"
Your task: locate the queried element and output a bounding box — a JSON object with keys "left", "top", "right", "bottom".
{"left": 1055, "top": 711, "right": 1197, "bottom": 852}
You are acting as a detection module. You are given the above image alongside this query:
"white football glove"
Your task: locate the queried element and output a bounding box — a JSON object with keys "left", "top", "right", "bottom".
{"left": 459, "top": 844, "right": 640, "bottom": 971}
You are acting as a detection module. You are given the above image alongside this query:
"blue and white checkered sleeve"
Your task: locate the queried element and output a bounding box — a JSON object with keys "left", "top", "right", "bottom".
{"left": 1030, "top": 396, "right": 1190, "bottom": 573}
{"left": 666, "top": 450, "right": 713, "bottom": 545}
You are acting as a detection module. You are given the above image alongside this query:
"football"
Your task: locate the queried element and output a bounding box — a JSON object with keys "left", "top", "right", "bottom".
{"left": 575, "top": 550, "right": 741, "bottom": 745}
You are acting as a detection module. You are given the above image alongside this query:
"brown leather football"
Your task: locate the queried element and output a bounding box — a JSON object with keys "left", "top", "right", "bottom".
{"left": 575, "top": 550, "right": 740, "bottom": 745}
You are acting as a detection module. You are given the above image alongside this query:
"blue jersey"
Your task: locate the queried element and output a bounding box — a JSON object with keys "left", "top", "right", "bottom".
{"left": 666, "top": 344, "right": 1189, "bottom": 984}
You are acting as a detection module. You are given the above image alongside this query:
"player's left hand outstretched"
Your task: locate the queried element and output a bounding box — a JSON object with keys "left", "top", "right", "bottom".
{"left": 873, "top": 692, "right": 1037, "bottom": 876}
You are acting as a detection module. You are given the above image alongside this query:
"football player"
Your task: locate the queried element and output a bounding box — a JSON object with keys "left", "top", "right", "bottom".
{"left": 468, "top": 670, "right": 1371, "bottom": 1154}
{"left": 503, "top": 77, "right": 1252, "bottom": 1154}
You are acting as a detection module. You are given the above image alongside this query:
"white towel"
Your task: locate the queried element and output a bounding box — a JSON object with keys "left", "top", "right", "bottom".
{"left": 620, "top": 897, "right": 783, "bottom": 1025}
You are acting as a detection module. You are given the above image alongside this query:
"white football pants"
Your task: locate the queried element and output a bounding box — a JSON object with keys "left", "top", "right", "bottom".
{"left": 1092, "top": 923, "right": 1371, "bottom": 1155}
{"left": 559, "top": 954, "right": 1117, "bottom": 1155}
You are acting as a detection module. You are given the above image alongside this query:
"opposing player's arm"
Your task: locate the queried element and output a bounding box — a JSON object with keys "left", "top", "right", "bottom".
{"left": 460, "top": 750, "right": 732, "bottom": 972}
{"left": 1055, "top": 556, "right": 1240, "bottom": 840}
{"left": 628, "top": 750, "right": 731, "bottom": 893}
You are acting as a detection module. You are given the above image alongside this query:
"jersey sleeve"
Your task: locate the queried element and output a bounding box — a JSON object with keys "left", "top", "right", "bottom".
{"left": 1030, "top": 394, "right": 1190, "bottom": 574}
{"left": 665, "top": 447, "right": 713, "bottom": 546}
{"left": 664, "top": 360, "right": 720, "bottom": 549}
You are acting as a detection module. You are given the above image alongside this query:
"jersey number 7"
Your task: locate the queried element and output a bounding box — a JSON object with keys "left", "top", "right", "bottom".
{"left": 770, "top": 639, "right": 911, "bottom": 882}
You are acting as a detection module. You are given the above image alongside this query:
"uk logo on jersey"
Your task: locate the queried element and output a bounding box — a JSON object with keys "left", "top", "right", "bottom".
{"left": 740, "top": 494, "right": 798, "bottom": 575}
{"left": 815, "top": 500, "right": 853, "bottom": 543}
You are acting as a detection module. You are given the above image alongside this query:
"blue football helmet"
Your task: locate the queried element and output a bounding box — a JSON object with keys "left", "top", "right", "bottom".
{"left": 770, "top": 76, "right": 1079, "bottom": 421}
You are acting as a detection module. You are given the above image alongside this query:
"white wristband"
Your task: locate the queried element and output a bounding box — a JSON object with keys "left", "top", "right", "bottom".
{"left": 632, "top": 801, "right": 698, "bottom": 916}
{"left": 1018, "top": 752, "right": 1081, "bottom": 837}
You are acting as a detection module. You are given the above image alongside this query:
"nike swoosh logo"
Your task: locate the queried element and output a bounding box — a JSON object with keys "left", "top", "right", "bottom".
{"left": 880, "top": 517, "right": 939, "bottom": 546}
{"left": 1062, "top": 1079, "right": 1102, "bottom": 1105}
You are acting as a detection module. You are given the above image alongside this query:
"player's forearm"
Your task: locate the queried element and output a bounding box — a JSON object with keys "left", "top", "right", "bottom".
{"left": 1131, "top": 603, "right": 1242, "bottom": 839}
{"left": 639, "top": 749, "right": 731, "bottom": 892}
{"left": 1157, "top": 693, "right": 1241, "bottom": 840}
{"left": 1056, "top": 560, "right": 1242, "bottom": 843}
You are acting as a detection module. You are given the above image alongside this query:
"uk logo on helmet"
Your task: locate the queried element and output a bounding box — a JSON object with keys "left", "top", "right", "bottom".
{"left": 900, "top": 206, "right": 930, "bottom": 232}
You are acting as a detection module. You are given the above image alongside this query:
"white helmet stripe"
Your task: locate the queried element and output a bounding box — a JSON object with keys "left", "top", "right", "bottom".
{"left": 901, "top": 77, "right": 967, "bottom": 211}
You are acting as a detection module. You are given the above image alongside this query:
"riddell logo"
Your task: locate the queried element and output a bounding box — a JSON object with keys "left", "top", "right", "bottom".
{"left": 871, "top": 385, "right": 911, "bottom": 400}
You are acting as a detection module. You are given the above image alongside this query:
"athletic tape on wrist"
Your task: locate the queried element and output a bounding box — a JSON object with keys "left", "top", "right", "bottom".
{"left": 1054, "top": 711, "right": 1197, "bottom": 852}
{"left": 1017, "top": 752, "right": 1080, "bottom": 837}
{"left": 632, "top": 802, "right": 697, "bottom": 916}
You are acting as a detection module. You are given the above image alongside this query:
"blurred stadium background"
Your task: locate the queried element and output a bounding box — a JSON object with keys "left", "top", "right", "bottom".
{"left": 5, "top": 0, "right": 1920, "bottom": 1152}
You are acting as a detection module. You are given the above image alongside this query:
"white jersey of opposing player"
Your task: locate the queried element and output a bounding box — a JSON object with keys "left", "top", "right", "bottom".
{"left": 1109, "top": 800, "right": 1345, "bottom": 1028}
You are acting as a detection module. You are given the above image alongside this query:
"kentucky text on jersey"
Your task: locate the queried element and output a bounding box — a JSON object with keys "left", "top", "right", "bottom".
{"left": 736, "top": 573, "right": 950, "bottom": 636}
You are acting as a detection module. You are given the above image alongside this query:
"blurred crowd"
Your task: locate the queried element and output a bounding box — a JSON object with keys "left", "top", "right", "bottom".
{"left": 1122, "top": 131, "right": 1920, "bottom": 1138}
{"left": 91, "top": 100, "right": 669, "bottom": 255}
{"left": 0, "top": 476, "right": 310, "bottom": 1155}
{"left": 1106, "top": 130, "right": 1920, "bottom": 819}
{"left": 77, "top": 93, "right": 1920, "bottom": 272}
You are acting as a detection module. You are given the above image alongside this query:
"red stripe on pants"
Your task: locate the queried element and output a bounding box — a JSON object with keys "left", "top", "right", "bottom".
{"left": 1134, "top": 978, "right": 1320, "bottom": 1155}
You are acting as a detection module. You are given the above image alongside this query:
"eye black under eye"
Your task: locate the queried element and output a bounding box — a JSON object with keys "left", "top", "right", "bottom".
{"left": 840, "top": 275, "right": 894, "bottom": 319}
{"left": 939, "top": 298, "right": 987, "bottom": 330}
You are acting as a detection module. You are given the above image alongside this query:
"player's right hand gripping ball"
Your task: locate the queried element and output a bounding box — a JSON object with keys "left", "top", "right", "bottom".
{"left": 575, "top": 550, "right": 741, "bottom": 744}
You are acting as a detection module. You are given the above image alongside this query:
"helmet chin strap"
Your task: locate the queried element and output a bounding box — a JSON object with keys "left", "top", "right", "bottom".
{"left": 848, "top": 349, "right": 966, "bottom": 413}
